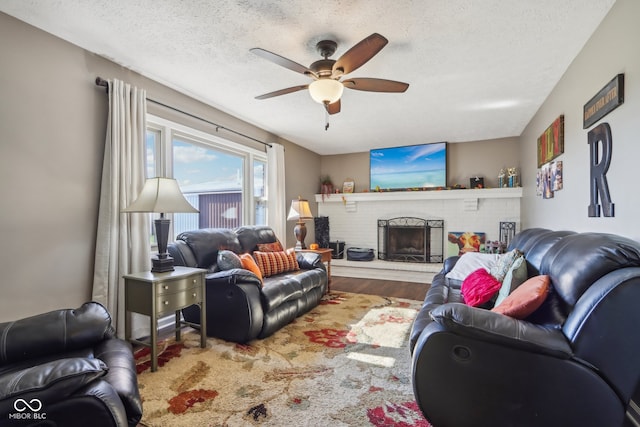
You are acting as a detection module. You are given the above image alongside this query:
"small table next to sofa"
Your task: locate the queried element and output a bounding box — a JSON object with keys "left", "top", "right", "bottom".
{"left": 123, "top": 266, "right": 207, "bottom": 372}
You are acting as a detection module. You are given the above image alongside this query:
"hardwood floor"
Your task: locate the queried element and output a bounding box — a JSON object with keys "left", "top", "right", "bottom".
{"left": 330, "top": 276, "right": 429, "bottom": 301}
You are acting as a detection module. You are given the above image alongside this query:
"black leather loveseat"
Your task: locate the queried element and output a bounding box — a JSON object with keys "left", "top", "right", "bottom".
{"left": 0, "top": 302, "right": 142, "bottom": 427}
{"left": 168, "top": 225, "right": 328, "bottom": 343}
{"left": 410, "top": 228, "right": 640, "bottom": 427}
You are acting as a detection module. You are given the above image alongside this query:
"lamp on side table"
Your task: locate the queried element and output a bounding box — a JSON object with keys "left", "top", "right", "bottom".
{"left": 287, "top": 197, "right": 313, "bottom": 250}
{"left": 123, "top": 177, "right": 198, "bottom": 272}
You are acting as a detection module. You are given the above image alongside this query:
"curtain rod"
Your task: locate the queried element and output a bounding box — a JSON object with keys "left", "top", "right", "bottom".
{"left": 95, "top": 77, "right": 272, "bottom": 149}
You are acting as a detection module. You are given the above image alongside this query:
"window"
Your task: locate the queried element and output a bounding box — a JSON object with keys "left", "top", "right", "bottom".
{"left": 145, "top": 115, "right": 267, "bottom": 242}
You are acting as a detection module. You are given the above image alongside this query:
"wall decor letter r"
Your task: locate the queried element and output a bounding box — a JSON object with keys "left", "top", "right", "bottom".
{"left": 587, "top": 123, "right": 615, "bottom": 217}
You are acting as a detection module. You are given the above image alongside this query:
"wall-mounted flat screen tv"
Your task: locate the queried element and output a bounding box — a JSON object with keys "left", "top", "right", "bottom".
{"left": 370, "top": 142, "right": 447, "bottom": 190}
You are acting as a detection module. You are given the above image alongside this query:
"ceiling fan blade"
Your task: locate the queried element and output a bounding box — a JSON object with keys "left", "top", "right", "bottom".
{"left": 343, "top": 78, "right": 409, "bottom": 93}
{"left": 250, "top": 48, "right": 317, "bottom": 78}
{"left": 332, "top": 33, "right": 388, "bottom": 76}
{"left": 255, "top": 85, "right": 309, "bottom": 100}
{"left": 325, "top": 99, "right": 341, "bottom": 115}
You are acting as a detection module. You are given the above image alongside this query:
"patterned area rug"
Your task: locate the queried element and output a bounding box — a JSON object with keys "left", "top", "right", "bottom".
{"left": 135, "top": 292, "right": 431, "bottom": 426}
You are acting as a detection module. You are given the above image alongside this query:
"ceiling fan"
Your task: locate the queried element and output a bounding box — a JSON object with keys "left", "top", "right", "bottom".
{"left": 251, "top": 33, "right": 409, "bottom": 116}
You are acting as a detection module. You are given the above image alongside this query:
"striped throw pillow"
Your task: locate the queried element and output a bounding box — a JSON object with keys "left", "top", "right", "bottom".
{"left": 253, "top": 249, "right": 299, "bottom": 277}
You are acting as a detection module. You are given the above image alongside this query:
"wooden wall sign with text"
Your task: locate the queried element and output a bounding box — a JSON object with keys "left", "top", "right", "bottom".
{"left": 583, "top": 74, "right": 624, "bottom": 129}
{"left": 537, "top": 115, "right": 564, "bottom": 168}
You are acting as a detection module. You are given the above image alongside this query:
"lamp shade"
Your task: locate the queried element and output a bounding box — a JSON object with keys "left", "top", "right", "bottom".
{"left": 287, "top": 198, "right": 313, "bottom": 221}
{"left": 308, "top": 79, "right": 344, "bottom": 104}
{"left": 123, "top": 177, "right": 199, "bottom": 213}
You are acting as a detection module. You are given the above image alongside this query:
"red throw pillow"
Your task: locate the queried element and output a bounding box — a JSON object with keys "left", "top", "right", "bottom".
{"left": 239, "top": 253, "right": 263, "bottom": 284}
{"left": 253, "top": 249, "right": 299, "bottom": 278}
{"left": 461, "top": 268, "right": 502, "bottom": 307}
{"left": 491, "top": 275, "right": 550, "bottom": 319}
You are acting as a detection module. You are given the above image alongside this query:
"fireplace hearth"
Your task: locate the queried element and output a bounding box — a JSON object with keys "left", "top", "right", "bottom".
{"left": 378, "top": 217, "right": 443, "bottom": 263}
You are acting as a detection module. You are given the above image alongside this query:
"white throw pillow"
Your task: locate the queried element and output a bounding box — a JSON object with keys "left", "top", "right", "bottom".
{"left": 493, "top": 255, "right": 528, "bottom": 306}
{"left": 445, "top": 252, "right": 501, "bottom": 282}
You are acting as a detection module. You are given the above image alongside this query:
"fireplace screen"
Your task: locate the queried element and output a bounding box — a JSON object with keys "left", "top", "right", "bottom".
{"left": 378, "top": 217, "right": 444, "bottom": 263}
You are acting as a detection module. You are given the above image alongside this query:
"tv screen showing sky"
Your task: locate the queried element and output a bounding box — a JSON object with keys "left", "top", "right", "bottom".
{"left": 370, "top": 142, "right": 447, "bottom": 190}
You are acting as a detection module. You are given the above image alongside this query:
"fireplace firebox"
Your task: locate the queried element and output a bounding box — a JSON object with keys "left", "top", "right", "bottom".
{"left": 378, "top": 217, "right": 443, "bottom": 263}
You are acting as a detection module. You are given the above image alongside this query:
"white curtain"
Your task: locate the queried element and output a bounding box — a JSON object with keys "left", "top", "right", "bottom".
{"left": 93, "top": 79, "right": 150, "bottom": 339}
{"left": 266, "top": 143, "right": 287, "bottom": 241}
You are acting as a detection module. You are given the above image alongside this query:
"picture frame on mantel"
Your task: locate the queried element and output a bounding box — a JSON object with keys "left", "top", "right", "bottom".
{"left": 343, "top": 179, "right": 355, "bottom": 193}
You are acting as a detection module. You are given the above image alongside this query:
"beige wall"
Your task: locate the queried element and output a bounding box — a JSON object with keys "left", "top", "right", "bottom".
{"left": 0, "top": 12, "right": 320, "bottom": 321}
{"left": 320, "top": 137, "right": 520, "bottom": 191}
{"left": 2, "top": 0, "right": 638, "bottom": 322}
{"left": 519, "top": 0, "right": 640, "bottom": 240}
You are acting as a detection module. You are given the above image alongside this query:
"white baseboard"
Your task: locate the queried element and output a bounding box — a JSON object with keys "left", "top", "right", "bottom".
{"left": 332, "top": 258, "right": 441, "bottom": 284}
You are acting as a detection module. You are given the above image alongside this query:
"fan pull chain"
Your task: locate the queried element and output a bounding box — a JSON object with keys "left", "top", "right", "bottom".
{"left": 325, "top": 108, "right": 330, "bottom": 131}
{"left": 323, "top": 102, "right": 330, "bottom": 130}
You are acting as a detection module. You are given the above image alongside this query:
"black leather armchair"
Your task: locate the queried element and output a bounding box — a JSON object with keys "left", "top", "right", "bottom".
{"left": 411, "top": 229, "right": 640, "bottom": 427}
{"left": 0, "top": 302, "right": 142, "bottom": 427}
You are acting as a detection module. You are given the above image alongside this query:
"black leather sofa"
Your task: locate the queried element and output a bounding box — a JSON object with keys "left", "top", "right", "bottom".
{"left": 0, "top": 302, "right": 142, "bottom": 427}
{"left": 411, "top": 228, "right": 640, "bottom": 427}
{"left": 168, "top": 225, "right": 328, "bottom": 343}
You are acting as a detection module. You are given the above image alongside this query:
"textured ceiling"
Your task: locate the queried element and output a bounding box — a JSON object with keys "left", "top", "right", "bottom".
{"left": 1, "top": 1, "right": 616, "bottom": 155}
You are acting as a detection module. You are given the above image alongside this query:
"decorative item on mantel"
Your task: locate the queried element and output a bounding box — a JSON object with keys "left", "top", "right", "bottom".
{"left": 319, "top": 175, "right": 334, "bottom": 201}
{"left": 498, "top": 169, "right": 506, "bottom": 188}
{"left": 507, "top": 167, "right": 519, "bottom": 187}
{"left": 342, "top": 178, "right": 355, "bottom": 193}
{"left": 470, "top": 176, "right": 484, "bottom": 189}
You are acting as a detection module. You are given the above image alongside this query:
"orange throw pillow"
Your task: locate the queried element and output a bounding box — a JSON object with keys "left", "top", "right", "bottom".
{"left": 491, "top": 275, "right": 550, "bottom": 319}
{"left": 256, "top": 241, "right": 284, "bottom": 252}
{"left": 239, "top": 253, "right": 263, "bottom": 284}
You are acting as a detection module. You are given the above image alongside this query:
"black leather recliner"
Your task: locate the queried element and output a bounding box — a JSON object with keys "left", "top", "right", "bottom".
{"left": 411, "top": 229, "right": 640, "bottom": 427}
{"left": 0, "top": 302, "right": 142, "bottom": 427}
{"left": 168, "top": 225, "right": 328, "bottom": 343}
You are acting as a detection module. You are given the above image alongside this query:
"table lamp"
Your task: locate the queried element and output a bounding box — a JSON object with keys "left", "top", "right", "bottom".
{"left": 287, "top": 197, "right": 313, "bottom": 250}
{"left": 123, "top": 177, "right": 199, "bottom": 272}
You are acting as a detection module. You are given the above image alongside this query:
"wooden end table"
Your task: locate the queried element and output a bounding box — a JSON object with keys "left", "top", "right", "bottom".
{"left": 123, "top": 266, "right": 207, "bottom": 372}
{"left": 297, "top": 248, "right": 333, "bottom": 292}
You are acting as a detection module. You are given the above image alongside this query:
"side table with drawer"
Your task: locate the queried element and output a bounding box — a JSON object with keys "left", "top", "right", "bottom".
{"left": 123, "top": 266, "right": 207, "bottom": 372}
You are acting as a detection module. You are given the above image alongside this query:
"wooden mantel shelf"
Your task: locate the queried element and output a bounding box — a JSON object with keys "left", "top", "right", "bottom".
{"left": 315, "top": 187, "right": 523, "bottom": 203}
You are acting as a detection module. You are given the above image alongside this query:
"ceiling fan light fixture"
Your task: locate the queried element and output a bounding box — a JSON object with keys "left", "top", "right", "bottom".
{"left": 308, "top": 79, "right": 344, "bottom": 104}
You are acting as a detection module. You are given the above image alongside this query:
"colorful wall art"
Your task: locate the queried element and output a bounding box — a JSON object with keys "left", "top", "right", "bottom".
{"left": 537, "top": 115, "right": 564, "bottom": 167}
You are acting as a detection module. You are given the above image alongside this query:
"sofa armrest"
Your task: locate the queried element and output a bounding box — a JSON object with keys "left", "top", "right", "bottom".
{"left": 0, "top": 302, "right": 113, "bottom": 366}
{"left": 296, "top": 252, "right": 326, "bottom": 271}
{"left": 206, "top": 268, "right": 262, "bottom": 287}
{"left": 0, "top": 358, "right": 107, "bottom": 416}
{"left": 429, "top": 303, "right": 572, "bottom": 358}
{"left": 93, "top": 339, "right": 143, "bottom": 426}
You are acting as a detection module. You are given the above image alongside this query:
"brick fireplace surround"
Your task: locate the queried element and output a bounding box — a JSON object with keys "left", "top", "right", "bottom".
{"left": 315, "top": 188, "right": 522, "bottom": 283}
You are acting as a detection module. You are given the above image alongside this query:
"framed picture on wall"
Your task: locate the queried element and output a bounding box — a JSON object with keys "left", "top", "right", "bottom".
{"left": 447, "top": 231, "right": 486, "bottom": 257}
{"left": 551, "top": 161, "right": 563, "bottom": 191}
{"left": 537, "top": 115, "right": 564, "bottom": 167}
{"left": 542, "top": 163, "right": 554, "bottom": 199}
